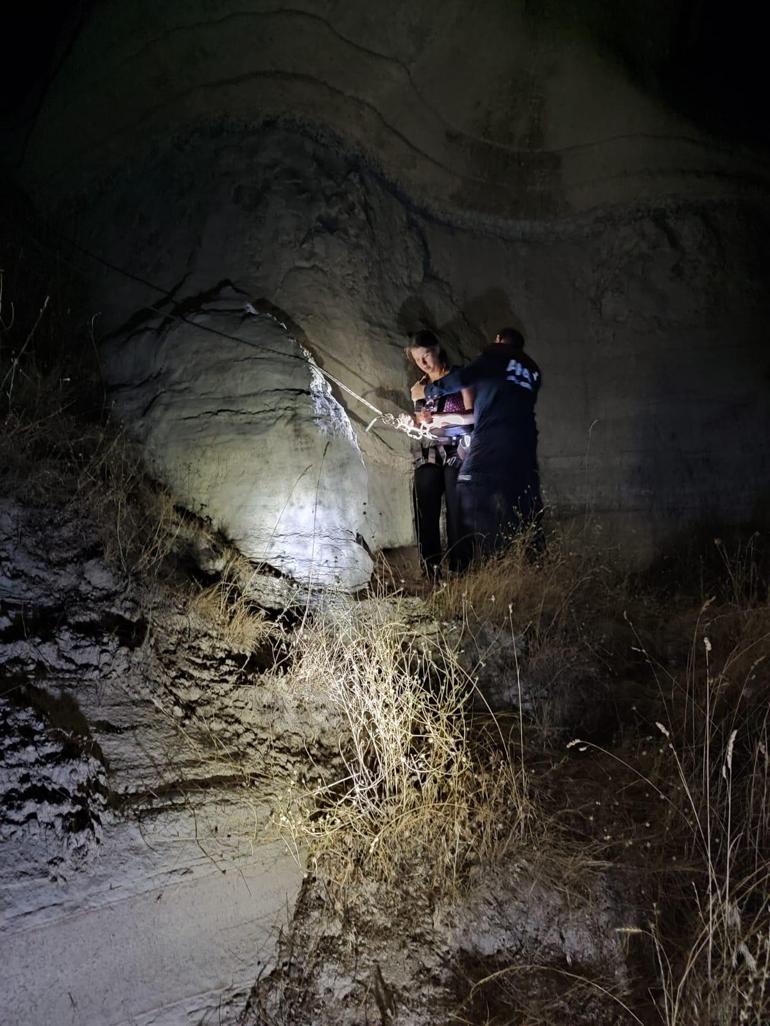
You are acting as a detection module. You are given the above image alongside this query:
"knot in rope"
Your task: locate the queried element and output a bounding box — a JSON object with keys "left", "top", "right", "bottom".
{"left": 365, "top": 412, "right": 437, "bottom": 441}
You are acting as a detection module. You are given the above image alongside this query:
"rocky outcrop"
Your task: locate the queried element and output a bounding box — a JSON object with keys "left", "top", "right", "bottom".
{"left": 0, "top": 486, "right": 644, "bottom": 1025}
{"left": 244, "top": 860, "right": 635, "bottom": 1026}
{"left": 17, "top": 1, "right": 770, "bottom": 217}
{"left": 107, "top": 295, "right": 372, "bottom": 588}
{"left": 0, "top": 497, "right": 346, "bottom": 1026}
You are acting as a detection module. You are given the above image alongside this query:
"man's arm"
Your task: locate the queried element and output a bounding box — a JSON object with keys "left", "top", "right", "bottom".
{"left": 429, "top": 411, "right": 474, "bottom": 428}
{"left": 423, "top": 367, "right": 467, "bottom": 399}
{"left": 424, "top": 352, "right": 493, "bottom": 399}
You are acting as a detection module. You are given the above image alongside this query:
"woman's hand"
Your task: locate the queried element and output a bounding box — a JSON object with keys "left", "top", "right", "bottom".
{"left": 410, "top": 380, "right": 426, "bottom": 401}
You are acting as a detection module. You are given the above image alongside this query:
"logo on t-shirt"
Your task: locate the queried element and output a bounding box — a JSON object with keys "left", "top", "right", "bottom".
{"left": 506, "top": 359, "right": 539, "bottom": 391}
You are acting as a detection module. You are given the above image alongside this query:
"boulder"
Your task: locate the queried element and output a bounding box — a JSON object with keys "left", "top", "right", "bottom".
{"left": 107, "top": 297, "right": 372, "bottom": 588}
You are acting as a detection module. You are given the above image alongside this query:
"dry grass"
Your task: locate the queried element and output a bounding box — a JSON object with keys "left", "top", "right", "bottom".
{"left": 0, "top": 341, "right": 192, "bottom": 579}
{"left": 1, "top": 272, "right": 184, "bottom": 577}
{"left": 565, "top": 580, "right": 770, "bottom": 1025}
{"left": 453, "top": 960, "right": 645, "bottom": 1026}
{"left": 186, "top": 550, "right": 279, "bottom": 654}
{"left": 431, "top": 523, "right": 616, "bottom": 625}
{"left": 268, "top": 531, "right": 769, "bottom": 1021}
{"left": 429, "top": 525, "right": 638, "bottom": 747}
{"left": 275, "top": 596, "right": 531, "bottom": 893}
{"left": 391, "top": 531, "right": 769, "bottom": 1024}
{"left": 645, "top": 600, "right": 770, "bottom": 1026}
{"left": 75, "top": 427, "right": 187, "bottom": 576}
{"left": 6, "top": 271, "right": 770, "bottom": 1025}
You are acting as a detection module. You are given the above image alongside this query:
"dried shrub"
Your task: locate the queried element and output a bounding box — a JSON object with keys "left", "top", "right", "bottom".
{"left": 275, "top": 596, "right": 531, "bottom": 894}
{"left": 567, "top": 563, "right": 770, "bottom": 1026}
{"left": 0, "top": 301, "right": 193, "bottom": 579}
{"left": 432, "top": 523, "right": 624, "bottom": 637}
{"left": 186, "top": 551, "right": 279, "bottom": 654}
{"left": 647, "top": 599, "right": 770, "bottom": 1026}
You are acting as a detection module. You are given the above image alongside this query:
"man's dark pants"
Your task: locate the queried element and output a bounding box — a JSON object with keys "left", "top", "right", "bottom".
{"left": 457, "top": 468, "right": 543, "bottom": 562}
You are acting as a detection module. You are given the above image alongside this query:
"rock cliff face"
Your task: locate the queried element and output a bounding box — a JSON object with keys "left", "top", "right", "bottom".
{"left": 18, "top": 1, "right": 770, "bottom": 217}
{"left": 10, "top": 1, "right": 769, "bottom": 581}
{"left": 0, "top": 493, "right": 637, "bottom": 1026}
{"left": 4, "top": 6, "right": 769, "bottom": 1022}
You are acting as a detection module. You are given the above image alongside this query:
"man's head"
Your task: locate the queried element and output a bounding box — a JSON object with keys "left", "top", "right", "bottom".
{"left": 407, "top": 329, "right": 448, "bottom": 377}
{"left": 494, "top": 327, "right": 525, "bottom": 350}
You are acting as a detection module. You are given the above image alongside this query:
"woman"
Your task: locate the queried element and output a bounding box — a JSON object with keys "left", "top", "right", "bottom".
{"left": 407, "top": 330, "right": 474, "bottom": 577}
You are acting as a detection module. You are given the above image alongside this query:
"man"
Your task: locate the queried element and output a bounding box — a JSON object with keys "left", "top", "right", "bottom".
{"left": 412, "top": 327, "right": 542, "bottom": 560}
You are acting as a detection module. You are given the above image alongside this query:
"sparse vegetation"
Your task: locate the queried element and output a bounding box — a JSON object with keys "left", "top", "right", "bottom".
{"left": 0, "top": 364, "right": 186, "bottom": 578}
{"left": 3, "top": 269, "right": 769, "bottom": 1025}
{"left": 275, "top": 596, "right": 530, "bottom": 894}
{"left": 274, "top": 537, "right": 768, "bottom": 1024}
{"left": 431, "top": 521, "right": 616, "bottom": 632}
{"left": 642, "top": 595, "right": 770, "bottom": 1026}
{"left": 186, "top": 550, "right": 280, "bottom": 654}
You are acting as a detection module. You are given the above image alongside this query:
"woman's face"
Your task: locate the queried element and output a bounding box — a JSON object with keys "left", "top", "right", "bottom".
{"left": 409, "top": 346, "right": 443, "bottom": 377}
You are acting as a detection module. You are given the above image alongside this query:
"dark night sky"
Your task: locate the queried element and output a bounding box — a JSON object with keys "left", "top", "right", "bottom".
{"left": 0, "top": 3, "right": 82, "bottom": 117}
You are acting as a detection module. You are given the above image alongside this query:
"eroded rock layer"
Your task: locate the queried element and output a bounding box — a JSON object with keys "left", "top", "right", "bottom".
{"left": 0, "top": 500, "right": 314, "bottom": 1025}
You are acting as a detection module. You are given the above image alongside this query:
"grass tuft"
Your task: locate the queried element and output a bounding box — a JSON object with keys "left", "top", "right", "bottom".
{"left": 275, "top": 596, "right": 531, "bottom": 894}
{"left": 186, "top": 551, "right": 280, "bottom": 654}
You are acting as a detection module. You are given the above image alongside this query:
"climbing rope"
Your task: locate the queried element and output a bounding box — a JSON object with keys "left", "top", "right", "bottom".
{"left": 293, "top": 346, "right": 435, "bottom": 440}
{"left": 25, "top": 229, "right": 434, "bottom": 444}
{"left": 243, "top": 304, "right": 436, "bottom": 441}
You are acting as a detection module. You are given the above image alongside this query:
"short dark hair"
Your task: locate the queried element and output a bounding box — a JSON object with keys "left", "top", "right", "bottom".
{"left": 410, "top": 329, "right": 440, "bottom": 349}
{"left": 497, "top": 327, "right": 525, "bottom": 349}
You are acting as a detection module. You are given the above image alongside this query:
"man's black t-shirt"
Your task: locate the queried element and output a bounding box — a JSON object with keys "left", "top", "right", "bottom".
{"left": 424, "top": 342, "right": 541, "bottom": 479}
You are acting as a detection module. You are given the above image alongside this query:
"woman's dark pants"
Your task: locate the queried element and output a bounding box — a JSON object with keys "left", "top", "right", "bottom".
{"left": 413, "top": 459, "right": 467, "bottom": 575}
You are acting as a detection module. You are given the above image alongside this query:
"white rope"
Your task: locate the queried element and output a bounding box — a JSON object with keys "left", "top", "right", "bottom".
{"left": 369, "top": 411, "right": 438, "bottom": 441}
{"left": 243, "top": 303, "right": 432, "bottom": 441}
{"left": 317, "top": 363, "right": 435, "bottom": 440}
{"left": 333, "top": 378, "right": 438, "bottom": 441}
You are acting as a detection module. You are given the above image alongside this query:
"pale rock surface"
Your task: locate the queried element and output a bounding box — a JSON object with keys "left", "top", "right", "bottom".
{"left": 107, "top": 297, "right": 372, "bottom": 589}
{"left": 12, "top": 120, "right": 770, "bottom": 570}
{"left": 8, "top": 0, "right": 770, "bottom": 568}
{"left": 24, "top": 118, "right": 766, "bottom": 573}
{"left": 18, "top": 1, "right": 770, "bottom": 218}
{"left": 92, "top": 127, "right": 427, "bottom": 563}
{"left": 0, "top": 498, "right": 347, "bottom": 1026}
